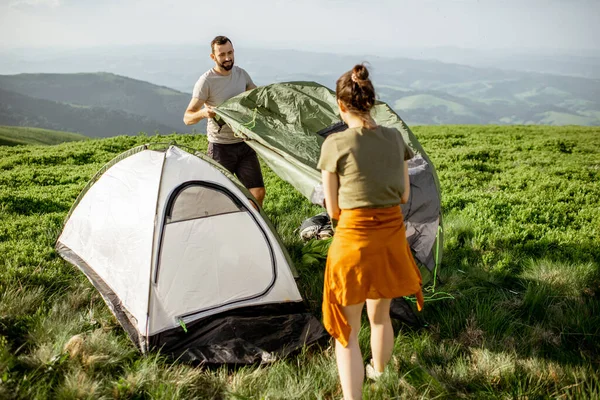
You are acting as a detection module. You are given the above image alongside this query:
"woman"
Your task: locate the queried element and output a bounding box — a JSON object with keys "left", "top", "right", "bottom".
{"left": 318, "top": 64, "right": 424, "bottom": 400}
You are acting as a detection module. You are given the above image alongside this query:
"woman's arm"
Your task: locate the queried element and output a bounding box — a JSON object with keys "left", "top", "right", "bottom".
{"left": 401, "top": 160, "right": 411, "bottom": 204}
{"left": 322, "top": 170, "right": 341, "bottom": 221}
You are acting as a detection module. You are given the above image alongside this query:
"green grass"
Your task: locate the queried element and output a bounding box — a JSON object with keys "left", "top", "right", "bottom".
{"left": 0, "top": 126, "right": 88, "bottom": 146}
{"left": 0, "top": 126, "right": 599, "bottom": 399}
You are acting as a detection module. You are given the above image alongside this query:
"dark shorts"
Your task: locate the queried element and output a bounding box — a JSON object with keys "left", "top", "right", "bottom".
{"left": 208, "top": 142, "right": 265, "bottom": 189}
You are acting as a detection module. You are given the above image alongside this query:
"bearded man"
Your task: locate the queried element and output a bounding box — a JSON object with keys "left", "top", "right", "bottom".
{"left": 184, "top": 36, "right": 264, "bottom": 206}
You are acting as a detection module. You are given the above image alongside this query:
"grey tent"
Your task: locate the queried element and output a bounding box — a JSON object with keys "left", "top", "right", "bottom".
{"left": 214, "top": 81, "right": 443, "bottom": 276}
{"left": 56, "top": 144, "right": 326, "bottom": 364}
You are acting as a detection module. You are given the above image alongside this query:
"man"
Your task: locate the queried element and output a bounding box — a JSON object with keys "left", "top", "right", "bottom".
{"left": 183, "top": 36, "right": 265, "bottom": 206}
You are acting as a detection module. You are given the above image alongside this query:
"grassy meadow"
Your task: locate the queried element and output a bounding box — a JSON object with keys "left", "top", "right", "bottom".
{"left": 0, "top": 125, "right": 599, "bottom": 399}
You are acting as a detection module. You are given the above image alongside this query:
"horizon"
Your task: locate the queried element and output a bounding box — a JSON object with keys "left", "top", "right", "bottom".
{"left": 2, "top": 41, "right": 599, "bottom": 53}
{"left": 1, "top": 42, "right": 600, "bottom": 65}
{"left": 2, "top": 42, "right": 599, "bottom": 79}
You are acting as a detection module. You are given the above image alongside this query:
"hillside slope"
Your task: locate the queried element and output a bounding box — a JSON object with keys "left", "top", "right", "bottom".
{"left": 0, "top": 88, "right": 177, "bottom": 137}
{"left": 0, "top": 125, "right": 87, "bottom": 146}
{"left": 0, "top": 72, "right": 194, "bottom": 133}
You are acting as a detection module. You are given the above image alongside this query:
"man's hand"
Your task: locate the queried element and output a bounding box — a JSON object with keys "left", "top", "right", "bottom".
{"left": 184, "top": 98, "right": 217, "bottom": 125}
{"left": 203, "top": 106, "right": 216, "bottom": 119}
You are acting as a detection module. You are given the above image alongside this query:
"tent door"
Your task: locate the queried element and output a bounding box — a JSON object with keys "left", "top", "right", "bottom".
{"left": 154, "top": 181, "right": 277, "bottom": 321}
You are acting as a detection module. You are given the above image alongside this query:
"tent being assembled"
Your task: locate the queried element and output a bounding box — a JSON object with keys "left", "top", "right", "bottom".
{"left": 215, "top": 81, "right": 443, "bottom": 274}
{"left": 56, "top": 145, "right": 326, "bottom": 364}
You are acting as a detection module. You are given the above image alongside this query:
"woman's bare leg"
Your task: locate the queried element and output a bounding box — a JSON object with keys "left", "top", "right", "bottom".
{"left": 366, "top": 298, "right": 394, "bottom": 373}
{"left": 336, "top": 302, "right": 365, "bottom": 400}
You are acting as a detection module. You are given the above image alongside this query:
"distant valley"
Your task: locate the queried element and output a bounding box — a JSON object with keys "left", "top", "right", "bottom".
{"left": 0, "top": 73, "right": 205, "bottom": 137}
{"left": 0, "top": 46, "right": 598, "bottom": 138}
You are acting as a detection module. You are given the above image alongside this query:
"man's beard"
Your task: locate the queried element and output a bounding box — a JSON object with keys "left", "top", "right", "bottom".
{"left": 219, "top": 60, "right": 234, "bottom": 71}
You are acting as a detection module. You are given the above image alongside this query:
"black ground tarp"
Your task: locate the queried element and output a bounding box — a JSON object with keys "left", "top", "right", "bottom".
{"left": 149, "top": 303, "right": 328, "bottom": 364}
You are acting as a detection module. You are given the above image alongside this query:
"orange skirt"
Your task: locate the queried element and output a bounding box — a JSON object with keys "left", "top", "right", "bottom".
{"left": 322, "top": 206, "right": 424, "bottom": 347}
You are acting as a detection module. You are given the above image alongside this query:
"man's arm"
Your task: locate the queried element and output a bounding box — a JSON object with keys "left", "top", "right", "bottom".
{"left": 244, "top": 69, "right": 257, "bottom": 91}
{"left": 183, "top": 97, "right": 215, "bottom": 126}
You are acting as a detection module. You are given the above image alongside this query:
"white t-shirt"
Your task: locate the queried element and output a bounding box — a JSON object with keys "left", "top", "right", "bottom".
{"left": 192, "top": 66, "right": 254, "bottom": 144}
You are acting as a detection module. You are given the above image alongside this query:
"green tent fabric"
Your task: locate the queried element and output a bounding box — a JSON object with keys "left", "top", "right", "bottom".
{"left": 214, "top": 81, "right": 443, "bottom": 273}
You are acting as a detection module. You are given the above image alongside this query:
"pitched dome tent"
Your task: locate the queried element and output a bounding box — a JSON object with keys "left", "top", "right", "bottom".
{"left": 56, "top": 144, "right": 326, "bottom": 364}
{"left": 214, "top": 82, "right": 443, "bottom": 276}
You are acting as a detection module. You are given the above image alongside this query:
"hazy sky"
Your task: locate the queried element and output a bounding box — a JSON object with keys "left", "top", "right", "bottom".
{"left": 1, "top": 0, "right": 599, "bottom": 54}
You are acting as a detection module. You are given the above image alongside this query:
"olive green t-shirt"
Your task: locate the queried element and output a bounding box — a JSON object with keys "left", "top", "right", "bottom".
{"left": 317, "top": 126, "right": 414, "bottom": 209}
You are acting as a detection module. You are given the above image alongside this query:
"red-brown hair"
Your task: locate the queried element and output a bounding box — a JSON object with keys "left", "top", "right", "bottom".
{"left": 336, "top": 64, "right": 376, "bottom": 126}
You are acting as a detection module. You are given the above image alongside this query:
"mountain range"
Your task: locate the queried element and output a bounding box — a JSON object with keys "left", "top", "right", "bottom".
{"left": 0, "top": 73, "right": 203, "bottom": 136}
{"left": 0, "top": 46, "right": 598, "bottom": 137}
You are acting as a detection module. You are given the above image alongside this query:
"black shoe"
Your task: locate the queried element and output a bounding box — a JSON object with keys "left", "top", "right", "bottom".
{"left": 299, "top": 212, "right": 331, "bottom": 241}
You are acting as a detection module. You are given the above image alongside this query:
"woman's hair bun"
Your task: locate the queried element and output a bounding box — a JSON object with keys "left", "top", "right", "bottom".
{"left": 336, "top": 63, "right": 376, "bottom": 115}
{"left": 352, "top": 64, "right": 369, "bottom": 81}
